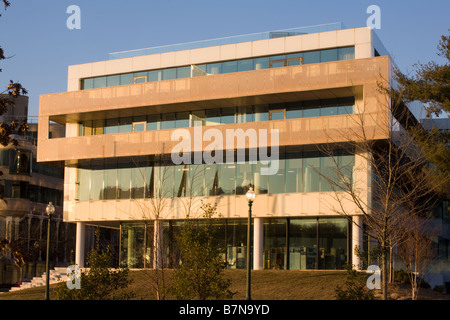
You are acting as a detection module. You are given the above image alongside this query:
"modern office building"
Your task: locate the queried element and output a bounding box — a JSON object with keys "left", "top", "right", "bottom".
{"left": 37, "top": 23, "right": 447, "bottom": 282}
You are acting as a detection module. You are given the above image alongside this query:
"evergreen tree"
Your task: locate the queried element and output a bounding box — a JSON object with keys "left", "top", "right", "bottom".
{"left": 393, "top": 32, "right": 450, "bottom": 186}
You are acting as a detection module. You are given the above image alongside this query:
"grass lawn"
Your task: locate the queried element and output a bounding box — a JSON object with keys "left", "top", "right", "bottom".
{"left": 0, "top": 269, "right": 448, "bottom": 300}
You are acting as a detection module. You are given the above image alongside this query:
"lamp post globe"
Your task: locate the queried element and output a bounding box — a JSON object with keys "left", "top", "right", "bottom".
{"left": 46, "top": 202, "right": 55, "bottom": 216}
{"left": 246, "top": 187, "right": 256, "bottom": 203}
{"left": 44, "top": 202, "right": 55, "bottom": 300}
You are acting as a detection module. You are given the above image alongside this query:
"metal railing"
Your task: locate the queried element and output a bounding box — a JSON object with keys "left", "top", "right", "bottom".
{"left": 108, "top": 22, "right": 344, "bottom": 60}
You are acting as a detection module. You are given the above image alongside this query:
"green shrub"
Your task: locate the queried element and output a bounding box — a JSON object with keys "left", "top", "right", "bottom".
{"left": 335, "top": 264, "right": 375, "bottom": 300}
{"left": 54, "top": 228, "right": 134, "bottom": 300}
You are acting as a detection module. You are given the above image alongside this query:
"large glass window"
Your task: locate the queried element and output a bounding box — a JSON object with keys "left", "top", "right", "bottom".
{"left": 120, "top": 74, "right": 133, "bottom": 85}
{"left": 146, "top": 114, "right": 160, "bottom": 131}
{"left": 177, "top": 66, "right": 191, "bottom": 79}
{"left": 104, "top": 165, "right": 117, "bottom": 200}
{"left": 188, "top": 164, "right": 205, "bottom": 198}
{"left": 175, "top": 112, "right": 190, "bottom": 129}
{"left": 131, "top": 167, "right": 145, "bottom": 199}
{"left": 76, "top": 152, "right": 354, "bottom": 200}
{"left": 11, "top": 150, "right": 31, "bottom": 174}
{"left": 254, "top": 57, "right": 269, "bottom": 70}
{"left": 174, "top": 165, "right": 188, "bottom": 197}
{"left": 162, "top": 68, "right": 177, "bottom": 81}
{"left": 264, "top": 219, "right": 287, "bottom": 270}
{"left": 104, "top": 118, "right": 119, "bottom": 134}
{"left": 90, "top": 169, "right": 103, "bottom": 201}
{"left": 321, "top": 98, "right": 338, "bottom": 117}
{"left": 226, "top": 219, "right": 248, "bottom": 269}
{"left": 77, "top": 168, "right": 90, "bottom": 201}
{"left": 118, "top": 117, "right": 132, "bottom": 133}
{"left": 303, "top": 51, "right": 320, "bottom": 64}
{"left": 238, "top": 59, "right": 253, "bottom": 72}
{"left": 221, "top": 107, "right": 235, "bottom": 125}
{"left": 318, "top": 218, "right": 347, "bottom": 270}
{"left": 254, "top": 104, "right": 269, "bottom": 122}
{"left": 236, "top": 106, "right": 253, "bottom": 123}
{"left": 82, "top": 47, "right": 356, "bottom": 90}
{"left": 93, "top": 77, "right": 107, "bottom": 89}
{"left": 286, "top": 155, "right": 302, "bottom": 193}
{"left": 161, "top": 113, "right": 176, "bottom": 130}
{"left": 338, "top": 97, "right": 355, "bottom": 115}
{"left": 236, "top": 163, "right": 253, "bottom": 195}
{"left": 107, "top": 75, "right": 120, "bottom": 87}
{"left": 144, "top": 166, "right": 154, "bottom": 198}
{"left": 190, "top": 110, "right": 206, "bottom": 127}
{"left": 268, "top": 158, "right": 285, "bottom": 194}
{"left": 78, "top": 97, "right": 354, "bottom": 137}
{"left": 289, "top": 219, "right": 318, "bottom": 269}
{"left": 118, "top": 166, "right": 131, "bottom": 199}
{"left": 303, "top": 152, "right": 320, "bottom": 192}
{"left": 219, "top": 163, "right": 236, "bottom": 195}
{"left": 222, "top": 61, "right": 237, "bottom": 74}
{"left": 320, "top": 49, "right": 337, "bottom": 62}
{"left": 207, "top": 63, "right": 221, "bottom": 75}
{"left": 120, "top": 223, "right": 145, "bottom": 268}
{"left": 285, "top": 102, "right": 302, "bottom": 119}
{"left": 205, "top": 109, "right": 221, "bottom": 126}
{"left": 119, "top": 217, "right": 349, "bottom": 270}
{"left": 148, "top": 70, "right": 163, "bottom": 82}
{"left": 82, "top": 78, "right": 94, "bottom": 90}
{"left": 338, "top": 47, "right": 355, "bottom": 60}
{"left": 205, "top": 163, "right": 219, "bottom": 196}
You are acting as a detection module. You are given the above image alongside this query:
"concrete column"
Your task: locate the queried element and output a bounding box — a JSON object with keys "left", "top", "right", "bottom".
{"left": 13, "top": 217, "right": 20, "bottom": 241}
{"left": 253, "top": 217, "right": 264, "bottom": 270}
{"left": 127, "top": 227, "right": 135, "bottom": 267}
{"left": 27, "top": 213, "right": 32, "bottom": 251}
{"left": 5, "top": 216, "right": 12, "bottom": 241}
{"left": 352, "top": 215, "right": 364, "bottom": 270}
{"left": 75, "top": 222, "right": 85, "bottom": 268}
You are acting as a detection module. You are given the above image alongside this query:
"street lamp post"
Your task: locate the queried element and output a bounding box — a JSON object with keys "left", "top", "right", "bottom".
{"left": 44, "top": 202, "right": 55, "bottom": 301}
{"left": 245, "top": 187, "right": 255, "bottom": 301}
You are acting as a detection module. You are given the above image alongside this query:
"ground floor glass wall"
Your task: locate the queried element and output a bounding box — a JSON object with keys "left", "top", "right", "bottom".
{"left": 120, "top": 217, "right": 349, "bottom": 270}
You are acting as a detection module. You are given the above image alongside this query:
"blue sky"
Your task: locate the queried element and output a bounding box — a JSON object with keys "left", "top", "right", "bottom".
{"left": 0, "top": 0, "right": 449, "bottom": 117}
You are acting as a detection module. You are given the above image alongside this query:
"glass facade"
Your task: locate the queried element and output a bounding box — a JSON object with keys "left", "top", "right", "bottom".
{"left": 81, "top": 47, "right": 355, "bottom": 90}
{"left": 120, "top": 217, "right": 349, "bottom": 270}
{"left": 78, "top": 97, "right": 355, "bottom": 137}
{"left": 75, "top": 150, "right": 354, "bottom": 201}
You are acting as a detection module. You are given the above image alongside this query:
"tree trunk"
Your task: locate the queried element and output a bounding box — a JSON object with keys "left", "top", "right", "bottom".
{"left": 381, "top": 244, "right": 388, "bottom": 300}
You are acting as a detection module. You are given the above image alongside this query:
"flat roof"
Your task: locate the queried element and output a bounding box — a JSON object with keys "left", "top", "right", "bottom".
{"left": 108, "top": 22, "right": 345, "bottom": 60}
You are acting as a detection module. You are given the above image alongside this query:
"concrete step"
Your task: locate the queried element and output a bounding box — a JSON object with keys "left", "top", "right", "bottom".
{"left": 7, "top": 267, "right": 70, "bottom": 293}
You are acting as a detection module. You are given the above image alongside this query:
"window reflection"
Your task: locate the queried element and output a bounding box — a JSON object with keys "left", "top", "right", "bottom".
{"left": 81, "top": 46, "right": 357, "bottom": 90}
{"left": 77, "top": 151, "right": 354, "bottom": 201}
{"left": 79, "top": 97, "right": 355, "bottom": 137}
{"left": 120, "top": 217, "right": 348, "bottom": 270}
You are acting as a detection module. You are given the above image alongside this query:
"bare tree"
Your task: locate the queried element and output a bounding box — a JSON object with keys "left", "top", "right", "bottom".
{"left": 128, "top": 154, "right": 209, "bottom": 299}
{"left": 397, "top": 212, "right": 436, "bottom": 300}
{"left": 316, "top": 78, "right": 446, "bottom": 300}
